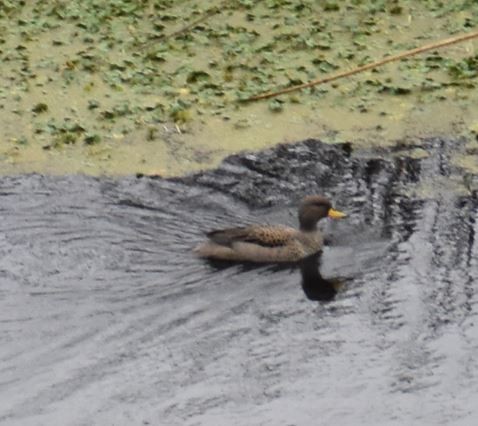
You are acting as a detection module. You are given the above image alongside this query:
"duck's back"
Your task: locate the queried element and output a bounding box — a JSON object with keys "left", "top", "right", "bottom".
{"left": 195, "top": 225, "right": 323, "bottom": 262}
{"left": 208, "top": 225, "right": 296, "bottom": 246}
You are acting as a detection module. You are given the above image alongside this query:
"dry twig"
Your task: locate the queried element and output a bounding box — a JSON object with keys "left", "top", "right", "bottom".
{"left": 241, "top": 30, "right": 478, "bottom": 102}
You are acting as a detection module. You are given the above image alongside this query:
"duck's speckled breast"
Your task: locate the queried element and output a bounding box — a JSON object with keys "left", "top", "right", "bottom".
{"left": 296, "top": 230, "right": 324, "bottom": 256}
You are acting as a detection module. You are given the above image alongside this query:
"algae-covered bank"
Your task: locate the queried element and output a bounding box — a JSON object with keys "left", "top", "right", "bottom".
{"left": 0, "top": 0, "right": 477, "bottom": 176}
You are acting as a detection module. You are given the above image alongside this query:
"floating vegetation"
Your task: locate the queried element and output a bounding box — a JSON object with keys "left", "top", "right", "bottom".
{"left": 0, "top": 1, "right": 477, "bottom": 175}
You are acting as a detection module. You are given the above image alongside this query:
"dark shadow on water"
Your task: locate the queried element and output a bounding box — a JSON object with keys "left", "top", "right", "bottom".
{"left": 204, "top": 258, "right": 297, "bottom": 273}
{"left": 203, "top": 252, "right": 342, "bottom": 302}
{"left": 299, "top": 252, "right": 342, "bottom": 302}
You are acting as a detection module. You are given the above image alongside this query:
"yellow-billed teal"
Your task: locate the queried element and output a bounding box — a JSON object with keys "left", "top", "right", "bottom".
{"left": 194, "top": 195, "right": 346, "bottom": 263}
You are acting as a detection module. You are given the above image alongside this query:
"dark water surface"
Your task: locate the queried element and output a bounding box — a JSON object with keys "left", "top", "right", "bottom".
{"left": 1, "top": 139, "right": 477, "bottom": 425}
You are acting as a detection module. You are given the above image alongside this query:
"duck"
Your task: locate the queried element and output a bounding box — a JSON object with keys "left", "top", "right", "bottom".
{"left": 194, "top": 195, "right": 346, "bottom": 263}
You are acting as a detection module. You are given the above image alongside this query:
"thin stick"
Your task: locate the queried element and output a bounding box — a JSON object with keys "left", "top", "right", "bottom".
{"left": 242, "top": 30, "right": 478, "bottom": 102}
{"left": 164, "top": 5, "right": 222, "bottom": 40}
{"left": 145, "top": 0, "right": 229, "bottom": 46}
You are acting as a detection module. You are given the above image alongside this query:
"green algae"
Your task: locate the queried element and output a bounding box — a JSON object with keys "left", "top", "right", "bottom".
{"left": 0, "top": 0, "right": 477, "bottom": 176}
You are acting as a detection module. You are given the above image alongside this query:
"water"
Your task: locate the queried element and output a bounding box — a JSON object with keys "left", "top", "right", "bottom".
{"left": 0, "top": 138, "right": 477, "bottom": 425}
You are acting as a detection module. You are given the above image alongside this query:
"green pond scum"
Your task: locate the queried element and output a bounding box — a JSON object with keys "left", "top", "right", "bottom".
{"left": 0, "top": 0, "right": 477, "bottom": 175}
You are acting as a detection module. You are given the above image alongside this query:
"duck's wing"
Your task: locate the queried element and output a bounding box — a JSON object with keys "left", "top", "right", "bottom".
{"left": 207, "top": 225, "right": 296, "bottom": 247}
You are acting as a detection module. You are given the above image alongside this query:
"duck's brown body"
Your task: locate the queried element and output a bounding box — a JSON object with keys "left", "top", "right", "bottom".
{"left": 194, "top": 195, "right": 346, "bottom": 263}
{"left": 194, "top": 225, "right": 324, "bottom": 262}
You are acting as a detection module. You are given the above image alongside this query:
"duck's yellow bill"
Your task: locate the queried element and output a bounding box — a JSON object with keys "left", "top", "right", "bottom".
{"left": 328, "top": 208, "right": 347, "bottom": 219}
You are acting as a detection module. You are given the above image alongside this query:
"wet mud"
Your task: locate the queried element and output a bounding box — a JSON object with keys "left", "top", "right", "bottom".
{"left": 1, "top": 137, "right": 477, "bottom": 425}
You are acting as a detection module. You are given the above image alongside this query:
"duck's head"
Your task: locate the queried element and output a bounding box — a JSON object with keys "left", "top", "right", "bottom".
{"left": 298, "top": 195, "right": 346, "bottom": 231}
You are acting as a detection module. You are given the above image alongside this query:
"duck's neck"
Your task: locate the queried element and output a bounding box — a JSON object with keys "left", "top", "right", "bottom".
{"left": 299, "top": 221, "right": 318, "bottom": 232}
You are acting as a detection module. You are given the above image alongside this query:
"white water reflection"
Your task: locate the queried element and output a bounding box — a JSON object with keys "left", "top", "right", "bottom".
{"left": 1, "top": 139, "right": 477, "bottom": 425}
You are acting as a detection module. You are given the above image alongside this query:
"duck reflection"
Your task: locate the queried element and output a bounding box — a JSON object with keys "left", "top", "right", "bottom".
{"left": 299, "top": 252, "right": 341, "bottom": 301}
{"left": 203, "top": 251, "right": 341, "bottom": 302}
